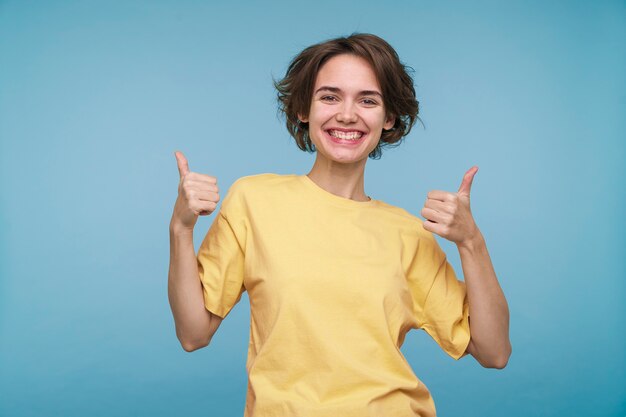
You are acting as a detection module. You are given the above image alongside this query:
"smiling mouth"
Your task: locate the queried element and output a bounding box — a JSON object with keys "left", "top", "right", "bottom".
{"left": 327, "top": 129, "right": 365, "bottom": 141}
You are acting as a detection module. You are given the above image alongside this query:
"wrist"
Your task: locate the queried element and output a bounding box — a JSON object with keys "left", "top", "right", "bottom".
{"left": 169, "top": 220, "right": 194, "bottom": 237}
{"left": 457, "top": 229, "right": 485, "bottom": 253}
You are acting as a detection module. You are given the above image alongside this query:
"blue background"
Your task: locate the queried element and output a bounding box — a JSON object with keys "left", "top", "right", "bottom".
{"left": 1, "top": 1, "right": 624, "bottom": 416}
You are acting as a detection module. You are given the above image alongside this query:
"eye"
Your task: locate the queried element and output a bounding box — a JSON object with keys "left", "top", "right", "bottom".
{"left": 321, "top": 95, "right": 337, "bottom": 102}
{"left": 362, "top": 98, "right": 378, "bottom": 105}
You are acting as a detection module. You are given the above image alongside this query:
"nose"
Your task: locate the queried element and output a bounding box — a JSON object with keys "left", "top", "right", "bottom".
{"left": 336, "top": 101, "right": 358, "bottom": 124}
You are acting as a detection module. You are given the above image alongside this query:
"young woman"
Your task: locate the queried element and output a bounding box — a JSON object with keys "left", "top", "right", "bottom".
{"left": 169, "top": 33, "right": 511, "bottom": 417}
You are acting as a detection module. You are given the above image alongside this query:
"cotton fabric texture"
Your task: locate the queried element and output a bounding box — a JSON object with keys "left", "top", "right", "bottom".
{"left": 197, "top": 173, "right": 471, "bottom": 417}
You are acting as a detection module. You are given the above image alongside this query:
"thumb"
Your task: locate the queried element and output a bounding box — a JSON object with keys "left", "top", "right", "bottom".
{"left": 174, "top": 151, "right": 190, "bottom": 178}
{"left": 457, "top": 166, "right": 478, "bottom": 196}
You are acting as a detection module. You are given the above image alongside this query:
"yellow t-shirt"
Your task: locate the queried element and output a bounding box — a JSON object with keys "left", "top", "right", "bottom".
{"left": 197, "top": 173, "right": 471, "bottom": 417}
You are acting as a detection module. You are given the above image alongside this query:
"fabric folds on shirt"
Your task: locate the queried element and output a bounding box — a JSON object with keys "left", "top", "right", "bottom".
{"left": 196, "top": 173, "right": 471, "bottom": 417}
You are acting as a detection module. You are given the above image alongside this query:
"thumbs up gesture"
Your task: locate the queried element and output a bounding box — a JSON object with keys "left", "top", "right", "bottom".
{"left": 421, "top": 166, "right": 480, "bottom": 247}
{"left": 171, "top": 151, "right": 220, "bottom": 232}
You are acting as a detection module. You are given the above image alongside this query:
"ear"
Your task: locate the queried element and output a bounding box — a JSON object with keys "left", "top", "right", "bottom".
{"left": 383, "top": 114, "right": 395, "bottom": 130}
{"left": 298, "top": 113, "right": 309, "bottom": 123}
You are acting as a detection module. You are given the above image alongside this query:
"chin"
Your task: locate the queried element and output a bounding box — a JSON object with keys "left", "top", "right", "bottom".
{"left": 319, "top": 148, "right": 373, "bottom": 164}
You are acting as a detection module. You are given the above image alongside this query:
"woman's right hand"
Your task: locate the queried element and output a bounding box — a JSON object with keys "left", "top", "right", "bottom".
{"left": 171, "top": 151, "right": 220, "bottom": 232}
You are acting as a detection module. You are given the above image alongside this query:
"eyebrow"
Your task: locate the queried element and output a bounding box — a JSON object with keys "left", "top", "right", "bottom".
{"left": 314, "top": 86, "right": 383, "bottom": 98}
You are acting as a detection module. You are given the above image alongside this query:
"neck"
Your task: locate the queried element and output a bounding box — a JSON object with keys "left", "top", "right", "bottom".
{"left": 306, "top": 156, "right": 370, "bottom": 202}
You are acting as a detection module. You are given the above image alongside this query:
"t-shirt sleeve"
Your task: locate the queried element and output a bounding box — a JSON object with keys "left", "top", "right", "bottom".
{"left": 407, "top": 232, "right": 471, "bottom": 360}
{"left": 196, "top": 179, "right": 247, "bottom": 319}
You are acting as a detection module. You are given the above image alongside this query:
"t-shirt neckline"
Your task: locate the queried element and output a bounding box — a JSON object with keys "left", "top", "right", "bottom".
{"left": 297, "top": 174, "right": 378, "bottom": 208}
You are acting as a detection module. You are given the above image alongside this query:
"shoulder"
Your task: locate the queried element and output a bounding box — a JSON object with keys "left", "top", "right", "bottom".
{"left": 231, "top": 172, "right": 290, "bottom": 187}
{"left": 376, "top": 200, "right": 430, "bottom": 233}
{"left": 223, "top": 172, "right": 297, "bottom": 208}
{"left": 229, "top": 172, "right": 296, "bottom": 195}
{"left": 374, "top": 200, "right": 441, "bottom": 251}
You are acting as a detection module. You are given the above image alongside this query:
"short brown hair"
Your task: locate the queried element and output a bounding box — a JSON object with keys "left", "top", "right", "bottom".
{"left": 274, "top": 33, "right": 420, "bottom": 159}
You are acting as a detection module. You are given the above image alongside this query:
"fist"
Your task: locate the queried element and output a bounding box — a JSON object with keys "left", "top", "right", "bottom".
{"left": 171, "top": 151, "right": 220, "bottom": 231}
{"left": 421, "top": 166, "right": 480, "bottom": 247}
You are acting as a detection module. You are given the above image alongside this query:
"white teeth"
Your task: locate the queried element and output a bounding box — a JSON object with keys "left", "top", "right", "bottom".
{"left": 329, "top": 130, "right": 364, "bottom": 140}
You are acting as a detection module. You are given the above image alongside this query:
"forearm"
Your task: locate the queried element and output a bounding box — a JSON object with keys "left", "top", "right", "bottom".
{"left": 168, "top": 223, "right": 212, "bottom": 351}
{"left": 457, "top": 230, "right": 511, "bottom": 368}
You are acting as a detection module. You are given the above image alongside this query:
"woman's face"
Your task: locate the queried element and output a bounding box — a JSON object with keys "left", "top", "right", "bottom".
{"left": 299, "top": 54, "right": 395, "bottom": 165}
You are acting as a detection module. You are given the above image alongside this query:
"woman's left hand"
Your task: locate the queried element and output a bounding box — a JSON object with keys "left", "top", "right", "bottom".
{"left": 421, "top": 166, "right": 481, "bottom": 247}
